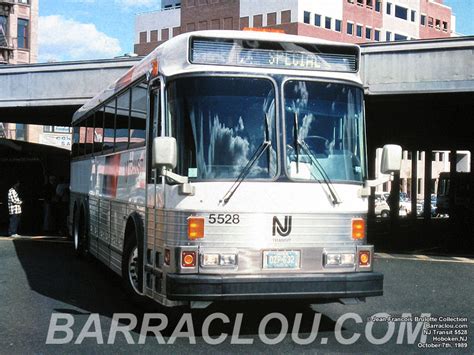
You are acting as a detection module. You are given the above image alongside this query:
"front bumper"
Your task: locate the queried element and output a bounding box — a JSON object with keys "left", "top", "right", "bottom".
{"left": 166, "top": 272, "right": 383, "bottom": 301}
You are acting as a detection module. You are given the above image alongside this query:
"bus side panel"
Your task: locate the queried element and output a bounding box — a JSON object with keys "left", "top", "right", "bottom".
{"left": 86, "top": 149, "right": 146, "bottom": 275}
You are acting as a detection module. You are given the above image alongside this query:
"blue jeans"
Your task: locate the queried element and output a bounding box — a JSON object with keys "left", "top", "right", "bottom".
{"left": 8, "top": 214, "right": 21, "bottom": 236}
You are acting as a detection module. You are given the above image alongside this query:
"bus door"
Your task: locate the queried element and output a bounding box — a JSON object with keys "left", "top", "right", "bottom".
{"left": 145, "top": 80, "right": 164, "bottom": 298}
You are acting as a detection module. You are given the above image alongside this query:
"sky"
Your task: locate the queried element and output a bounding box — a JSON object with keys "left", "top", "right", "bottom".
{"left": 38, "top": 0, "right": 474, "bottom": 63}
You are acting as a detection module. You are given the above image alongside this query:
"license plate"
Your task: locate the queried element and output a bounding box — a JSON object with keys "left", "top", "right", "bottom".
{"left": 263, "top": 250, "right": 300, "bottom": 269}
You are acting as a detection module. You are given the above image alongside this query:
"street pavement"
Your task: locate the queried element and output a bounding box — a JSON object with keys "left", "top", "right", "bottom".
{"left": 0, "top": 236, "right": 472, "bottom": 354}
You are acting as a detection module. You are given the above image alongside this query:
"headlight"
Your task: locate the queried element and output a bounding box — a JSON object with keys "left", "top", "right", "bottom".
{"left": 324, "top": 253, "right": 355, "bottom": 267}
{"left": 201, "top": 253, "right": 238, "bottom": 267}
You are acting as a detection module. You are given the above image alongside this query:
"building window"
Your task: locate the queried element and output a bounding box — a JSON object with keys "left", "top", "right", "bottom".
{"left": 394, "top": 33, "right": 408, "bottom": 41}
{"left": 267, "top": 12, "right": 276, "bottom": 26}
{"left": 442, "top": 21, "right": 448, "bottom": 32}
{"left": 150, "top": 30, "right": 158, "bottom": 42}
{"left": 314, "top": 14, "right": 321, "bottom": 27}
{"left": 224, "top": 17, "right": 233, "bottom": 30}
{"left": 357, "top": 0, "right": 363, "bottom": 6}
{"left": 18, "top": 0, "right": 30, "bottom": 4}
{"left": 386, "top": 31, "right": 391, "bottom": 41}
{"left": 0, "top": 15, "right": 7, "bottom": 33}
{"left": 335, "top": 19, "right": 341, "bottom": 32}
{"left": 366, "top": 27, "right": 371, "bottom": 39}
{"left": 198, "top": 21, "right": 208, "bottom": 31}
{"left": 211, "top": 19, "right": 220, "bottom": 30}
{"left": 421, "top": 14, "right": 426, "bottom": 26}
{"left": 240, "top": 17, "right": 249, "bottom": 30}
{"left": 253, "top": 14, "right": 262, "bottom": 27}
{"left": 281, "top": 10, "right": 291, "bottom": 24}
{"left": 411, "top": 10, "right": 416, "bottom": 22}
{"left": 366, "top": 0, "right": 373, "bottom": 8}
{"left": 386, "top": 2, "right": 392, "bottom": 15}
{"left": 375, "top": 0, "right": 381, "bottom": 12}
{"left": 139, "top": 31, "right": 147, "bottom": 43}
{"left": 17, "top": 19, "right": 29, "bottom": 49}
{"left": 347, "top": 22, "right": 354, "bottom": 35}
{"left": 325, "top": 16, "right": 331, "bottom": 29}
{"left": 356, "top": 24, "right": 362, "bottom": 37}
{"left": 395, "top": 5, "right": 408, "bottom": 20}
{"left": 374, "top": 29, "right": 380, "bottom": 41}
{"left": 435, "top": 19, "right": 441, "bottom": 30}
{"left": 428, "top": 17, "right": 434, "bottom": 28}
{"left": 304, "top": 11, "right": 310, "bottom": 24}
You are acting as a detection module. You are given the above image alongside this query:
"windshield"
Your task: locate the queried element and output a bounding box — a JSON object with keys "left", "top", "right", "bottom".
{"left": 284, "top": 80, "right": 366, "bottom": 183}
{"left": 167, "top": 77, "right": 277, "bottom": 180}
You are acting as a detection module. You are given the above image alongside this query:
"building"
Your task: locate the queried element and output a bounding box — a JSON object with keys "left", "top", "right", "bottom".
{"left": 0, "top": 0, "right": 38, "bottom": 64}
{"left": 0, "top": 0, "right": 72, "bottom": 149}
{"left": 134, "top": 0, "right": 455, "bottom": 56}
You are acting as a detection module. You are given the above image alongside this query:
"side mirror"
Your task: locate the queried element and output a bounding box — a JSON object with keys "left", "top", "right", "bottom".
{"left": 381, "top": 144, "right": 402, "bottom": 174}
{"left": 152, "top": 137, "right": 177, "bottom": 170}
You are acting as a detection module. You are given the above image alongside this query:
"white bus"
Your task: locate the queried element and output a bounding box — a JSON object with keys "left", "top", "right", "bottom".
{"left": 70, "top": 30, "right": 401, "bottom": 308}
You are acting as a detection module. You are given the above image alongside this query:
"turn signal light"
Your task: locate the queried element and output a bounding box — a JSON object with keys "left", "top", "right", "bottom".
{"left": 352, "top": 218, "right": 365, "bottom": 240}
{"left": 359, "top": 251, "right": 371, "bottom": 267}
{"left": 182, "top": 251, "right": 196, "bottom": 268}
{"left": 188, "top": 217, "right": 205, "bottom": 240}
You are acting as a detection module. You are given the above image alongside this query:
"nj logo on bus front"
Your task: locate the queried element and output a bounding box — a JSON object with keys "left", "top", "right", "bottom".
{"left": 272, "top": 216, "right": 292, "bottom": 237}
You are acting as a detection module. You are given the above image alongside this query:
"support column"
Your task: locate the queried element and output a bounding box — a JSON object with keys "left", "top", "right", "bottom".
{"left": 389, "top": 172, "right": 400, "bottom": 230}
{"left": 424, "top": 149, "right": 432, "bottom": 223}
{"left": 449, "top": 149, "right": 457, "bottom": 226}
{"left": 411, "top": 150, "right": 418, "bottom": 221}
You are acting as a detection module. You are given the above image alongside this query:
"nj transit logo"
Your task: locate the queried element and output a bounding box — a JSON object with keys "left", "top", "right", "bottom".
{"left": 272, "top": 216, "right": 292, "bottom": 237}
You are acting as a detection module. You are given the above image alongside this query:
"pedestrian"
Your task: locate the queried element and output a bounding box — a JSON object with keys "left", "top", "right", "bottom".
{"left": 42, "top": 175, "right": 57, "bottom": 233}
{"left": 55, "top": 177, "right": 70, "bottom": 236}
{"left": 8, "top": 182, "right": 22, "bottom": 237}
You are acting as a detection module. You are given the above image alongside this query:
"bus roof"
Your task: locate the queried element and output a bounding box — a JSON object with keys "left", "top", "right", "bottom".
{"left": 73, "top": 30, "right": 360, "bottom": 124}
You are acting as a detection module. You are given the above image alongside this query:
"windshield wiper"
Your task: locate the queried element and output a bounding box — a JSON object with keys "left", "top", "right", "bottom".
{"left": 292, "top": 112, "right": 341, "bottom": 205}
{"left": 299, "top": 139, "right": 342, "bottom": 205}
{"left": 220, "top": 115, "right": 271, "bottom": 205}
{"left": 293, "top": 111, "right": 300, "bottom": 173}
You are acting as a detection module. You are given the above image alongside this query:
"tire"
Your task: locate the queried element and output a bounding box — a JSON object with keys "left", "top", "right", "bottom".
{"left": 73, "top": 207, "right": 88, "bottom": 258}
{"left": 122, "top": 227, "right": 147, "bottom": 304}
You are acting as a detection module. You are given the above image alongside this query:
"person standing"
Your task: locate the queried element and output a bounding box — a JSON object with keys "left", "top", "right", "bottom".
{"left": 8, "top": 182, "right": 22, "bottom": 237}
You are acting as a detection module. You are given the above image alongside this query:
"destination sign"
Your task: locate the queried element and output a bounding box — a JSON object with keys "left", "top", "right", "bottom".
{"left": 191, "top": 38, "right": 357, "bottom": 72}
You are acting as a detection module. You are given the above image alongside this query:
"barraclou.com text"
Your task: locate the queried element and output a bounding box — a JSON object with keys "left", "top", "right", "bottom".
{"left": 46, "top": 312, "right": 430, "bottom": 345}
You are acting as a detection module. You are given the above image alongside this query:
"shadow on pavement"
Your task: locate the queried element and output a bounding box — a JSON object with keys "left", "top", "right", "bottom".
{"left": 12, "top": 238, "right": 339, "bottom": 337}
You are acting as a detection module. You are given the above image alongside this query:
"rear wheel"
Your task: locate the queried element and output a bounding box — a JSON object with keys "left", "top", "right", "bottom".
{"left": 73, "top": 208, "right": 88, "bottom": 258}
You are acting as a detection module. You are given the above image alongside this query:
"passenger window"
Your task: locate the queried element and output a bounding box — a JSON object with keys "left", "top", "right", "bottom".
{"left": 103, "top": 99, "right": 116, "bottom": 152}
{"left": 93, "top": 109, "right": 104, "bottom": 154}
{"left": 116, "top": 90, "right": 130, "bottom": 151}
{"left": 130, "top": 82, "right": 147, "bottom": 148}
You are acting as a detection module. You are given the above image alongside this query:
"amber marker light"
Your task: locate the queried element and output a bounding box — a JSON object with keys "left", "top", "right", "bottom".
{"left": 352, "top": 218, "right": 365, "bottom": 240}
{"left": 242, "top": 27, "right": 285, "bottom": 33}
{"left": 359, "top": 251, "right": 371, "bottom": 267}
{"left": 188, "top": 216, "right": 205, "bottom": 240}
{"left": 182, "top": 251, "right": 196, "bottom": 268}
{"left": 164, "top": 249, "right": 170, "bottom": 266}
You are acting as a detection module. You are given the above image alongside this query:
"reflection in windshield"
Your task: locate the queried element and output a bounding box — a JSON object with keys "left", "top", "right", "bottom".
{"left": 167, "top": 77, "right": 277, "bottom": 180}
{"left": 285, "top": 81, "right": 366, "bottom": 183}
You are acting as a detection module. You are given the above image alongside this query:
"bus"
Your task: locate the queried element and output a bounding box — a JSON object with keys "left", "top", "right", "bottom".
{"left": 70, "top": 30, "right": 401, "bottom": 308}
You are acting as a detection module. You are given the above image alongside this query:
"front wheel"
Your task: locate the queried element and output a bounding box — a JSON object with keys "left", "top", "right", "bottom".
{"left": 122, "top": 230, "right": 147, "bottom": 303}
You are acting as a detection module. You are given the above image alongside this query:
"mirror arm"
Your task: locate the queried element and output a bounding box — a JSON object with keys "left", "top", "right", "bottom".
{"left": 358, "top": 173, "right": 394, "bottom": 197}
{"left": 161, "top": 168, "right": 195, "bottom": 196}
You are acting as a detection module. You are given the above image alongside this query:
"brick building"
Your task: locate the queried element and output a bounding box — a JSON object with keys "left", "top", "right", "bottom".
{"left": 0, "top": 0, "right": 38, "bottom": 64}
{"left": 134, "top": 0, "right": 455, "bottom": 56}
